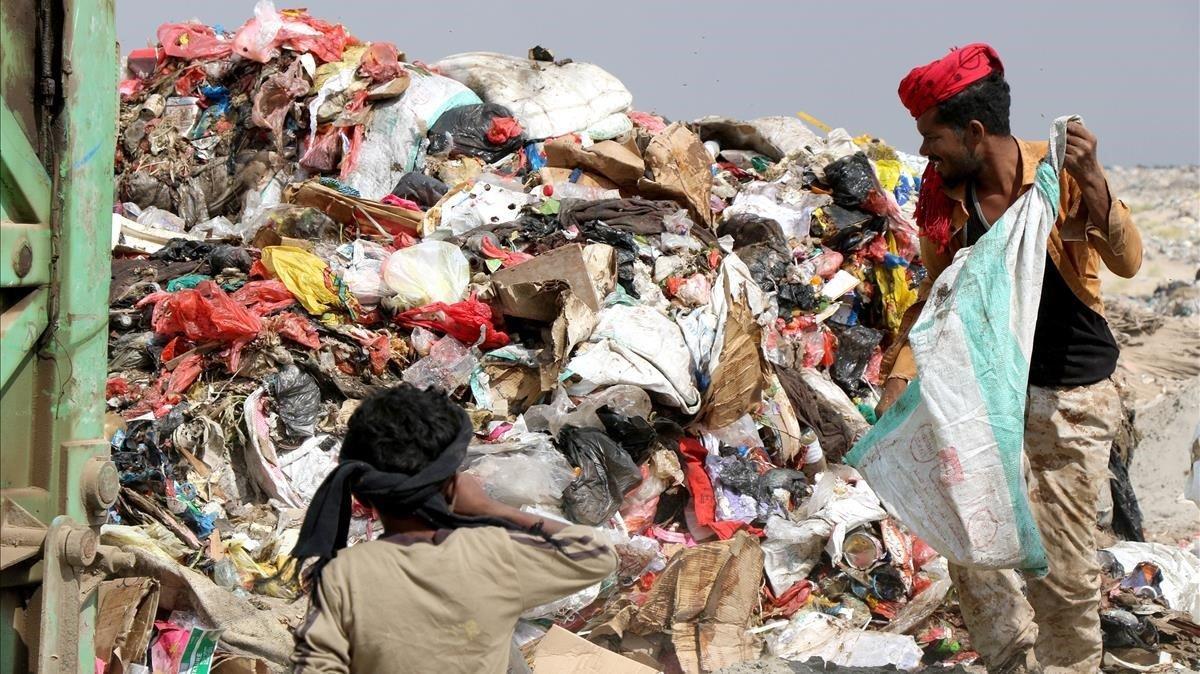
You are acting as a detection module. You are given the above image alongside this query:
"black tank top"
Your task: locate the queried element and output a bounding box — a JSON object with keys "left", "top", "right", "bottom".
{"left": 965, "top": 183, "right": 1119, "bottom": 387}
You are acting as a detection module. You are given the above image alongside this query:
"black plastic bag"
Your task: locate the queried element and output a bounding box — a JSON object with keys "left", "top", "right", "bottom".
{"left": 580, "top": 222, "right": 640, "bottom": 298}
{"left": 830, "top": 324, "right": 882, "bottom": 397}
{"left": 427, "top": 103, "right": 526, "bottom": 163}
{"left": 778, "top": 282, "right": 819, "bottom": 314}
{"left": 150, "top": 238, "right": 216, "bottom": 263}
{"left": 717, "top": 213, "right": 787, "bottom": 251}
{"left": 266, "top": 365, "right": 322, "bottom": 442}
{"left": 558, "top": 426, "right": 643, "bottom": 525}
{"left": 822, "top": 152, "right": 879, "bottom": 210}
{"left": 597, "top": 409, "right": 656, "bottom": 465}
{"left": 391, "top": 172, "right": 449, "bottom": 209}
{"left": 109, "top": 331, "right": 158, "bottom": 371}
{"left": 739, "top": 242, "right": 790, "bottom": 293}
{"left": 208, "top": 244, "right": 253, "bottom": 273}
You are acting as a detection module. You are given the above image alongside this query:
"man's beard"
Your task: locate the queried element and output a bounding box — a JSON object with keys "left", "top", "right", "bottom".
{"left": 938, "top": 153, "right": 983, "bottom": 187}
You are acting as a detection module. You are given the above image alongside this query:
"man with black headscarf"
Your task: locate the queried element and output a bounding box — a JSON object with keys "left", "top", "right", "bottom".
{"left": 291, "top": 385, "right": 616, "bottom": 674}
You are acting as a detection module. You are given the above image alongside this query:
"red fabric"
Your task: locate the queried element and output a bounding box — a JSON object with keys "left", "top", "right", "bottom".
{"left": 157, "top": 23, "right": 232, "bottom": 60}
{"left": 763, "top": 580, "right": 814, "bottom": 620}
{"left": 899, "top": 44, "right": 1002, "bottom": 252}
{"left": 106, "top": 377, "right": 130, "bottom": 398}
{"left": 915, "top": 164, "right": 955, "bottom": 252}
{"left": 232, "top": 280, "right": 297, "bottom": 316}
{"left": 897, "top": 43, "right": 1003, "bottom": 119}
{"left": 902, "top": 43, "right": 1003, "bottom": 250}
{"left": 678, "top": 438, "right": 762, "bottom": 540}
{"left": 119, "top": 79, "right": 145, "bottom": 99}
{"left": 627, "top": 111, "right": 667, "bottom": 134}
{"left": 394, "top": 298, "right": 510, "bottom": 350}
{"left": 486, "top": 117, "right": 523, "bottom": 145}
{"left": 269, "top": 312, "right": 320, "bottom": 349}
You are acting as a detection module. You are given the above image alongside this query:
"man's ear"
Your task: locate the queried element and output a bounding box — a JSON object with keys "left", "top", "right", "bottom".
{"left": 964, "top": 120, "right": 986, "bottom": 149}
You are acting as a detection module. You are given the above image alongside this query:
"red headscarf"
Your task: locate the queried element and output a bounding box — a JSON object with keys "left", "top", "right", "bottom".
{"left": 898, "top": 44, "right": 1004, "bottom": 251}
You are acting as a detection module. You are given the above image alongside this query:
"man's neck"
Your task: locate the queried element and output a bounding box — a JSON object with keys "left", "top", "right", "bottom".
{"left": 380, "top": 513, "right": 438, "bottom": 540}
{"left": 974, "top": 134, "right": 1021, "bottom": 198}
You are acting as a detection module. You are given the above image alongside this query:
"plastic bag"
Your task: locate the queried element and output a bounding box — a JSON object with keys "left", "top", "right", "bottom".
{"left": 391, "top": 172, "right": 449, "bottom": 209}
{"left": 250, "top": 205, "right": 337, "bottom": 241}
{"left": 359, "top": 42, "right": 403, "bottom": 83}
{"left": 208, "top": 244, "right": 253, "bottom": 273}
{"left": 822, "top": 152, "right": 883, "bottom": 211}
{"left": 157, "top": 22, "right": 232, "bottom": 60}
{"left": 427, "top": 103, "right": 526, "bottom": 163}
{"left": 462, "top": 433, "right": 575, "bottom": 508}
{"left": 137, "top": 281, "right": 261, "bottom": 368}
{"left": 261, "top": 246, "right": 342, "bottom": 315}
{"left": 231, "top": 0, "right": 349, "bottom": 64}
{"left": 402, "top": 336, "right": 477, "bottom": 392}
{"left": 232, "top": 279, "right": 296, "bottom": 316}
{"left": 266, "top": 365, "right": 321, "bottom": 441}
{"left": 342, "top": 67, "right": 481, "bottom": 200}
{"left": 394, "top": 298, "right": 509, "bottom": 349}
{"left": 558, "top": 426, "right": 643, "bottom": 526}
{"left": 830, "top": 324, "right": 882, "bottom": 398}
{"left": 436, "top": 179, "right": 537, "bottom": 237}
{"left": 381, "top": 241, "right": 470, "bottom": 309}
{"left": 267, "top": 312, "right": 319, "bottom": 349}
{"left": 329, "top": 240, "right": 392, "bottom": 306}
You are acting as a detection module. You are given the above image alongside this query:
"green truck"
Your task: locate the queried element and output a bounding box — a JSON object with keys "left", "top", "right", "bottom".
{"left": 1, "top": 0, "right": 121, "bottom": 670}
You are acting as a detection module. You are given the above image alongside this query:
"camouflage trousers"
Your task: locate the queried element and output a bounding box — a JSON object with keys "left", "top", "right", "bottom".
{"left": 950, "top": 378, "right": 1120, "bottom": 673}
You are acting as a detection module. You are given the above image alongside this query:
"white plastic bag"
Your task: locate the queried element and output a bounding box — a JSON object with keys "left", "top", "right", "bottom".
{"left": 344, "top": 67, "right": 481, "bottom": 200}
{"left": 768, "top": 611, "right": 923, "bottom": 671}
{"left": 848, "top": 117, "right": 1081, "bottom": 573}
{"left": 437, "top": 179, "right": 536, "bottom": 236}
{"left": 433, "top": 52, "right": 633, "bottom": 139}
{"left": 462, "top": 433, "right": 574, "bottom": 508}
{"left": 382, "top": 240, "right": 470, "bottom": 309}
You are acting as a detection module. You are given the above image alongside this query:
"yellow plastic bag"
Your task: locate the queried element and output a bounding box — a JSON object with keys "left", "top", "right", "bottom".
{"left": 876, "top": 234, "right": 917, "bottom": 332}
{"left": 262, "top": 245, "right": 342, "bottom": 314}
{"left": 873, "top": 159, "right": 902, "bottom": 194}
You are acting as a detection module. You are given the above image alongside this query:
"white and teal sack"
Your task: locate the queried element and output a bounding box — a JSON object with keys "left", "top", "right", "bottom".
{"left": 846, "top": 116, "right": 1081, "bottom": 574}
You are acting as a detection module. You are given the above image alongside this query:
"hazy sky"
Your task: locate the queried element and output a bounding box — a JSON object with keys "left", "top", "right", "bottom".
{"left": 118, "top": 0, "right": 1200, "bottom": 166}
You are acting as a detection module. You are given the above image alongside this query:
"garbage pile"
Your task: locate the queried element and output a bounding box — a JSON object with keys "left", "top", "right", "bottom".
{"left": 102, "top": 3, "right": 1014, "bottom": 672}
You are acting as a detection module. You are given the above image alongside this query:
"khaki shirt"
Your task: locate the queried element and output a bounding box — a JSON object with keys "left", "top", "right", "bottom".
{"left": 884, "top": 138, "right": 1142, "bottom": 381}
{"left": 292, "top": 525, "right": 617, "bottom": 674}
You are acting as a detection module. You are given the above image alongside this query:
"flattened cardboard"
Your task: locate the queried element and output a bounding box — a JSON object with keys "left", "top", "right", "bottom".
{"left": 531, "top": 625, "right": 659, "bottom": 674}
{"left": 95, "top": 577, "right": 160, "bottom": 673}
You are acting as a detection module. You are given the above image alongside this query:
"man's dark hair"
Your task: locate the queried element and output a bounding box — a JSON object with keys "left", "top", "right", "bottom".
{"left": 339, "top": 385, "right": 463, "bottom": 474}
{"left": 935, "top": 71, "right": 1011, "bottom": 136}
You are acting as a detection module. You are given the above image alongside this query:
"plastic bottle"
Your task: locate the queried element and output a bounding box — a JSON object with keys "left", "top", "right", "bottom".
{"left": 548, "top": 182, "right": 620, "bottom": 201}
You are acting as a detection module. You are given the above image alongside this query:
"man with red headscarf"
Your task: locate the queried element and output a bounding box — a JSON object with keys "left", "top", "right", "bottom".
{"left": 879, "top": 44, "right": 1142, "bottom": 673}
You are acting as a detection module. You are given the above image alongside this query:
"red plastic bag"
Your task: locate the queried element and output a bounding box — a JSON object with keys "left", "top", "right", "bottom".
{"left": 486, "top": 117, "right": 523, "bottom": 145}
{"left": 394, "top": 298, "right": 509, "bottom": 349}
{"left": 268, "top": 312, "right": 320, "bottom": 349}
{"left": 479, "top": 237, "right": 532, "bottom": 268}
{"left": 231, "top": 1, "right": 351, "bottom": 64}
{"left": 359, "top": 42, "right": 403, "bottom": 82}
{"left": 157, "top": 23, "right": 232, "bottom": 60}
{"left": 351, "top": 330, "right": 391, "bottom": 375}
{"left": 300, "top": 125, "right": 344, "bottom": 172}
{"left": 174, "top": 65, "right": 207, "bottom": 96}
{"left": 138, "top": 281, "right": 261, "bottom": 369}
{"left": 232, "top": 280, "right": 296, "bottom": 316}
{"left": 165, "top": 353, "right": 205, "bottom": 395}
{"left": 678, "top": 438, "right": 762, "bottom": 540}
{"left": 380, "top": 194, "right": 422, "bottom": 212}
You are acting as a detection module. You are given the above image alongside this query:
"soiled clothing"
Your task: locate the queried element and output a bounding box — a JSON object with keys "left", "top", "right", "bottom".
{"left": 950, "top": 378, "right": 1120, "bottom": 674}
{"left": 292, "top": 525, "right": 617, "bottom": 674}
{"left": 884, "top": 137, "right": 1141, "bottom": 382}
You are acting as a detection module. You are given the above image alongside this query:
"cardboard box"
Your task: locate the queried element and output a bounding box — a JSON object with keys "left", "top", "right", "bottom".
{"left": 490, "top": 243, "right": 615, "bottom": 322}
